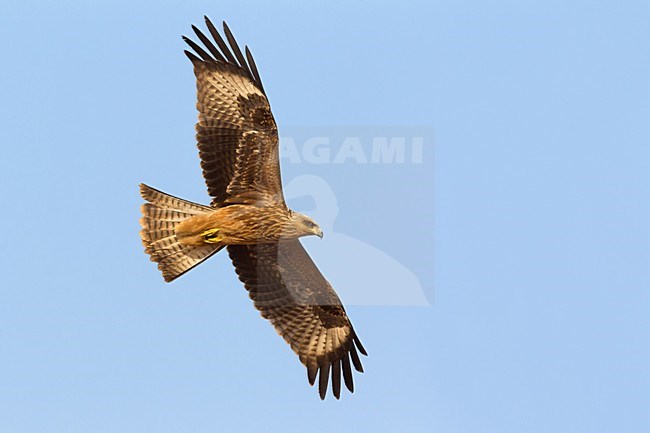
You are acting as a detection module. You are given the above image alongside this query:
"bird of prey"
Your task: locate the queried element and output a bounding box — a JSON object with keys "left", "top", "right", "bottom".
{"left": 139, "top": 16, "right": 367, "bottom": 400}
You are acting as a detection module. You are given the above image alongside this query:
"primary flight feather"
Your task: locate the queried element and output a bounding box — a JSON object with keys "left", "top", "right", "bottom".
{"left": 139, "top": 16, "right": 367, "bottom": 400}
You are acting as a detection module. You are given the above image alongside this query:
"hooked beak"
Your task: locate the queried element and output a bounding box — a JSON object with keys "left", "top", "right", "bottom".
{"left": 316, "top": 228, "right": 323, "bottom": 239}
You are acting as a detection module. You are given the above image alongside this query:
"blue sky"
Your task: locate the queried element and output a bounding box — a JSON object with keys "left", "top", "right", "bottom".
{"left": 1, "top": 1, "right": 649, "bottom": 432}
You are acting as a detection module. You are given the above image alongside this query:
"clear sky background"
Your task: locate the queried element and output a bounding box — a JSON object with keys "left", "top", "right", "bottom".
{"left": 1, "top": 1, "right": 649, "bottom": 432}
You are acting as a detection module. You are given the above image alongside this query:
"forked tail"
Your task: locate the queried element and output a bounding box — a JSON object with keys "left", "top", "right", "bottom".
{"left": 139, "top": 183, "right": 223, "bottom": 282}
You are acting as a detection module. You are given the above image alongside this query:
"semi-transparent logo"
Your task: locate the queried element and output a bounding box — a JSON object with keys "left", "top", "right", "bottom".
{"left": 274, "top": 126, "right": 433, "bottom": 306}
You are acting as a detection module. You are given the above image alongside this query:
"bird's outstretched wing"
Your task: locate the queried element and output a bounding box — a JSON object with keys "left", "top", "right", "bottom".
{"left": 228, "top": 241, "right": 368, "bottom": 400}
{"left": 184, "top": 17, "right": 284, "bottom": 206}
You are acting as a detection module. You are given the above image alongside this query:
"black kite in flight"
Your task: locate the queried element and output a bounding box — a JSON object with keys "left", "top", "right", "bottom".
{"left": 139, "top": 16, "right": 367, "bottom": 400}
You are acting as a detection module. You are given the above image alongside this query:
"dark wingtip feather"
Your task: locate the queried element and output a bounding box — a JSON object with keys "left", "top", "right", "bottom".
{"left": 222, "top": 21, "right": 250, "bottom": 74}
{"left": 349, "top": 344, "right": 364, "bottom": 373}
{"left": 204, "top": 16, "right": 238, "bottom": 65}
{"left": 192, "top": 24, "right": 226, "bottom": 62}
{"left": 353, "top": 334, "right": 368, "bottom": 356}
{"left": 318, "top": 364, "right": 330, "bottom": 400}
{"left": 341, "top": 353, "right": 354, "bottom": 393}
{"left": 332, "top": 359, "right": 341, "bottom": 400}
{"left": 245, "top": 45, "right": 265, "bottom": 93}
{"left": 183, "top": 50, "right": 201, "bottom": 63}
{"left": 307, "top": 363, "right": 318, "bottom": 386}
{"left": 220, "top": 21, "right": 241, "bottom": 66}
{"left": 182, "top": 35, "right": 213, "bottom": 62}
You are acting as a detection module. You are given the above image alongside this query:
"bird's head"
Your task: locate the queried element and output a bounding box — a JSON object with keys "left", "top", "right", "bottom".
{"left": 290, "top": 211, "right": 323, "bottom": 239}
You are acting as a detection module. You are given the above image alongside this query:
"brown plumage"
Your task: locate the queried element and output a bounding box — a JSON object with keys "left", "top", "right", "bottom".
{"left": 138, "top": 17, "right": 366, "bottom": 400}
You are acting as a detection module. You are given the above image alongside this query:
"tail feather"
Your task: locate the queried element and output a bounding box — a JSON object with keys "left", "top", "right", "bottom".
{"left": 139, "top": 183, "right": 222, "bottom": 282}
{"left": 140, "top": 184, "right": 213, "bottom": 214}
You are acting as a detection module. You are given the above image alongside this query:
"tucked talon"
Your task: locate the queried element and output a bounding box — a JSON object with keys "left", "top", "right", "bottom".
{"left": 201, "top": 228, "right": 222, "bottom": 243}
